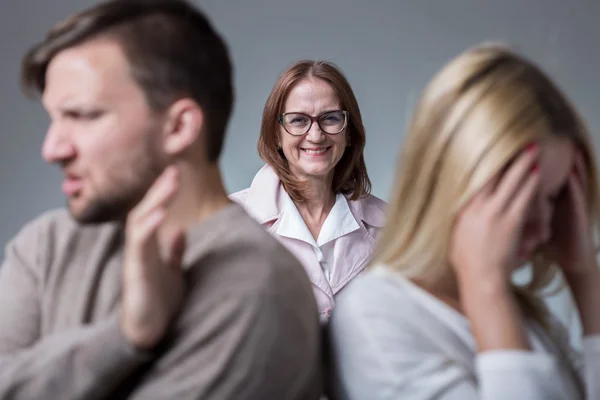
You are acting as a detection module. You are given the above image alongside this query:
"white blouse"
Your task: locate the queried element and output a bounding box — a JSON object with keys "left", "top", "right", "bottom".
{"left": 329, "top": 265, "right": 600, "bottom": 400}
{"left": 276, "top": 193, "right": 360, "bottom": 283}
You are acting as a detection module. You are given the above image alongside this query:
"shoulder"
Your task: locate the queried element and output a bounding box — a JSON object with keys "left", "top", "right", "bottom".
{"left": 346, "top": 193, "right": 388, "bottom": 230}
{"left": 12, "top": 208, "right": 120, "bottom": 241}
{"left": 183, "top": 205, "right": 319, "bottom": 353}
{"left": 359, "top": 193, "right": 388, "bottom": 211}
{"left": 330, "top": 264, "right": 446, "bottom": 352}
{"left": 228, "top": 164, "right": 280, "bottom": 205}
{"left": 18, "top": 208, "right": 76, "bottom": 234}
{"left": 196, "top": 204, "right": 314, "bottom": 304}
{"left": 332, "top": 265, "right": 411, "bottom": 322}
{"left": 228, "top": 187, "right": 250, "bottom": 205}
{"left": 4, "top": 208, "right": 121, "bottom": 278}
{"left": 178, "top": 206, "right": 321, "bottom": 399}
{"left": 228, "top": 165, "right": 283, "bottom": 223}
{"left": 329, "top": 266, "right": 462, "bottom": 398}
{"left": 7, "top": 208, "right": 77, "bottom": 254}
{"left": 234, "top": 210, "right": 312, "bottom": 293}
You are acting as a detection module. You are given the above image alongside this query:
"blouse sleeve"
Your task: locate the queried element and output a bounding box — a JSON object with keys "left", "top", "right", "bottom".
{"left": 329, "top": 270, "right": 588, "bottom": 400}
{"left": 549, "top": 313, "right": 600, "bottom": 400}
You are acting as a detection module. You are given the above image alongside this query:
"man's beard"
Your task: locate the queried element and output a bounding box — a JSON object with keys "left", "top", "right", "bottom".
{"left": 70, "top": 191, "right": 146, "bottom": 224}
{"left": 69, "top": 143, "right": 166, "bottom": 225}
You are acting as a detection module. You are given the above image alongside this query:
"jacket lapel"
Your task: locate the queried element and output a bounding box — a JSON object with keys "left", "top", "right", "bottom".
{"left": 328, "top": 229, "right": 376, "bottom": 295}
{"left": 245, "top": 165, "right": 332, "bottom": 299}
{"left": 267, "top": 220, "right": 333, "bottom": 298}
{"left": 243, "top": 165, "right": 388, "bottom": 301}
{"left": 327, "top": 196, "right": 387, "bottom": 294}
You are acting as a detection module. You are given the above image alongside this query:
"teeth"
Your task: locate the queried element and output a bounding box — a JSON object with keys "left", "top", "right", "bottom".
{"left": 303, "top": 148, "right": 327, "bottom": 155}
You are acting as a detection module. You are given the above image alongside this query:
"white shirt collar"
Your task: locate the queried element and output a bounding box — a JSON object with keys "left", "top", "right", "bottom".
{"left": 276, "top": 192, "right": 360, "bottom": 248}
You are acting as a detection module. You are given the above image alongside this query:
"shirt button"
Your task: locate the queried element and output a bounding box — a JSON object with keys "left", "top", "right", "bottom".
{"left": 325, "top": 307, "right": 332, "bottom": 317}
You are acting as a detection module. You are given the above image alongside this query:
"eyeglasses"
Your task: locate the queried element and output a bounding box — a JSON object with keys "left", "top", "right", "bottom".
{"left": 279, "top": 110, "right": 349, "bottom": 136}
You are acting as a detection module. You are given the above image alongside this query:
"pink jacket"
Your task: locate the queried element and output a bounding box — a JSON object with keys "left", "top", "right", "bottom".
{"left": 230, "top": 164, "right": 387, "bottom": 321}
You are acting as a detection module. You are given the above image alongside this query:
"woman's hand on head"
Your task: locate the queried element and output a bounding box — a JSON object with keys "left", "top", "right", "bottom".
{"left": 546, "top": 149, "right": 599, "bottom": 277}
{"left": 449, "top": 144, "right": 541, "bottom": 289}
{"left": 546, "top": 149, "right": 600, "bottom": 336}
{"left": 449, "top": 144, "right": 539, "bottom": 351}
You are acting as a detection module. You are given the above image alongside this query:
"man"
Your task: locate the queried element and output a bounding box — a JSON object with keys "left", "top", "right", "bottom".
{"left": 0, "top": 0, "right": 321, "bottom": 399}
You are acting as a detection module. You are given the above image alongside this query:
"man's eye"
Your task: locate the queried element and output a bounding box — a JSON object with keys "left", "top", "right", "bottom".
{"left": 64, "top": 110, "right": 102, "bottom": 120}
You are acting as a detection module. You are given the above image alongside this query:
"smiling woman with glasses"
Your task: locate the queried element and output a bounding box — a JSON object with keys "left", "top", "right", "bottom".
{"left": 230, "top": 60, "right": 386, "bottom": 324}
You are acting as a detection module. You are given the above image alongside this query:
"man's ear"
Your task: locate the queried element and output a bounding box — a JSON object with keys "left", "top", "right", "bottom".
{"left": 162, "top": 98, "right": 205, "bottom": 156}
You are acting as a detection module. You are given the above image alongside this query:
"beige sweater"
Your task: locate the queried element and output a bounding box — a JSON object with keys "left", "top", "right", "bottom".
{"left": 0, "top": 203, "right": 321, "bottom": 399}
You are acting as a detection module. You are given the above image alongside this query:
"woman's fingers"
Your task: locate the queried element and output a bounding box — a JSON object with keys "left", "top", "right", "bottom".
{"left": 491, "top": 144, "right": 539, "bottom": 213}
{"left": 506, "top": 166, "right": 540, "bottom": 231}
{"left": 573, "top": 149, "right": 588, "bottom": 193}
{"left": 567, "top": 170, "right": 588, "bottom": 219}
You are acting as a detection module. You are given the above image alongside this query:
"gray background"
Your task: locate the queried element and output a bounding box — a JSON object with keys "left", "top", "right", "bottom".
{"left": 2, "top": 0, "right": 599, "bottom": 338}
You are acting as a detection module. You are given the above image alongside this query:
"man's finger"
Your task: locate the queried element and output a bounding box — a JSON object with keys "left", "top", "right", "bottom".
{"left": 168, "top": 230, "right": 186, "bottom": 272}
{"left": 130, "top": 166, "right": 179, "bottom": 222}
{"left": 128, "top": 208, "right": 165, "bottom": 246}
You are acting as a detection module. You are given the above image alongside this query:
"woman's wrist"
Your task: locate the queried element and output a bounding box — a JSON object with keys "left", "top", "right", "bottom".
{"left": 463, "top": 289, "right": 530, "bottom": 351}
{"left": 457, "top": 269, "right": 530, "bottom": 352}
{"left": 456, "top": 264, "right": 511, "bottom": 297}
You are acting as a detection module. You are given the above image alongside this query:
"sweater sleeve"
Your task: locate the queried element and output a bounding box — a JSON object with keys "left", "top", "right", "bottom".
{"left": 0, "top": 216, "right": 151, "bottom": 400}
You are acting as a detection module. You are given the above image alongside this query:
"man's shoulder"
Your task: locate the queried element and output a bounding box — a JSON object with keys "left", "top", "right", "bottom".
{"left": 218, "top": 205, "right": 306, "bottom": 273}
{"left": 6, "top": 208, "right": 122, "bottom": 272}
{"left": 12, "top": 208, "right": 77, "bottom": 245}
{"left": 195, "top": 204, "right": 314, "bottom": 298}
{"left": 143, "top": 206, "right": 321, "bottom": 400}
{"left": 15, "top": 208, "right": 119, "bottom": 242}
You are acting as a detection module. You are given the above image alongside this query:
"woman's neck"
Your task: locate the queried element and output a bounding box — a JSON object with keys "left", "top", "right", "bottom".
{"left": 293, "top": 175, "right": 336, "bottom": 240}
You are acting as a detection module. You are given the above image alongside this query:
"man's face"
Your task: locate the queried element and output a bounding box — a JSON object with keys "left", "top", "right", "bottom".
{"left": 42, "top": 39, "right": 167, "bottom": 223}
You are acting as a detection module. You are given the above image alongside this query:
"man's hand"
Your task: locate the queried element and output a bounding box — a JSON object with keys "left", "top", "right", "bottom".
{"left": 120, "top": 166, "right": 186, "bottom": 350}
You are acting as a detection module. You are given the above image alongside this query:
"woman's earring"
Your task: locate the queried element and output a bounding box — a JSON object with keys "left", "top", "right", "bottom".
{"left": 276, "top": 144, "right": 282, "bottom": 151}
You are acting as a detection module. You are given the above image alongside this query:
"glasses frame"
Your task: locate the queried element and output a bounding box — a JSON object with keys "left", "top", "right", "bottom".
{"left": 278, "top": 110, "right": 349, "bottom": 136}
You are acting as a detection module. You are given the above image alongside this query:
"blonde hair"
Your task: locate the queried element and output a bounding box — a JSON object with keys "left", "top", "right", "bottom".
{"left": 374, "top": 43, "right": 600, "bottom": 329}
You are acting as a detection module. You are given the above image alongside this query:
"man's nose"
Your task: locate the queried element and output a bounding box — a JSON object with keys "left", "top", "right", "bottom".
{"left": 41, "top": 123, "right": 76, "bottom": 164}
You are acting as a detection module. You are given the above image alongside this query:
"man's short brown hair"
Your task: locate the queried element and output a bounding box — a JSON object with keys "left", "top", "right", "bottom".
{"left": 21, "top": 0, "right": 234, "bottom": 163}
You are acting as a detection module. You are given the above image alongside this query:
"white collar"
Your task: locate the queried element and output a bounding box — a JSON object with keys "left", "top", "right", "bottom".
{"left": 276, "top": 192, "right": 360, "bottom": 248}
{"left": 243, "top": 164, "right": 387, "bottom": 229}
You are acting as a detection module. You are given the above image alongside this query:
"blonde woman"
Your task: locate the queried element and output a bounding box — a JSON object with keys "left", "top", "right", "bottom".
{"left": 329, "top": 44, "right": 600, "bottom": 399}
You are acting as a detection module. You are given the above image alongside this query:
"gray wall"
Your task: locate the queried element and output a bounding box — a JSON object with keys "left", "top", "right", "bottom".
{"left": 2, "top": 0, "right": 599, "bottom": 337}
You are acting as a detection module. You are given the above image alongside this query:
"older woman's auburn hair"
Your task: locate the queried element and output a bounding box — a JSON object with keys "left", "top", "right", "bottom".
{"left": 374, "top": 43, "right": 600, "bottom": 329}
{"left": 258, "top": 60, "right": 371, "bottom": 202}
